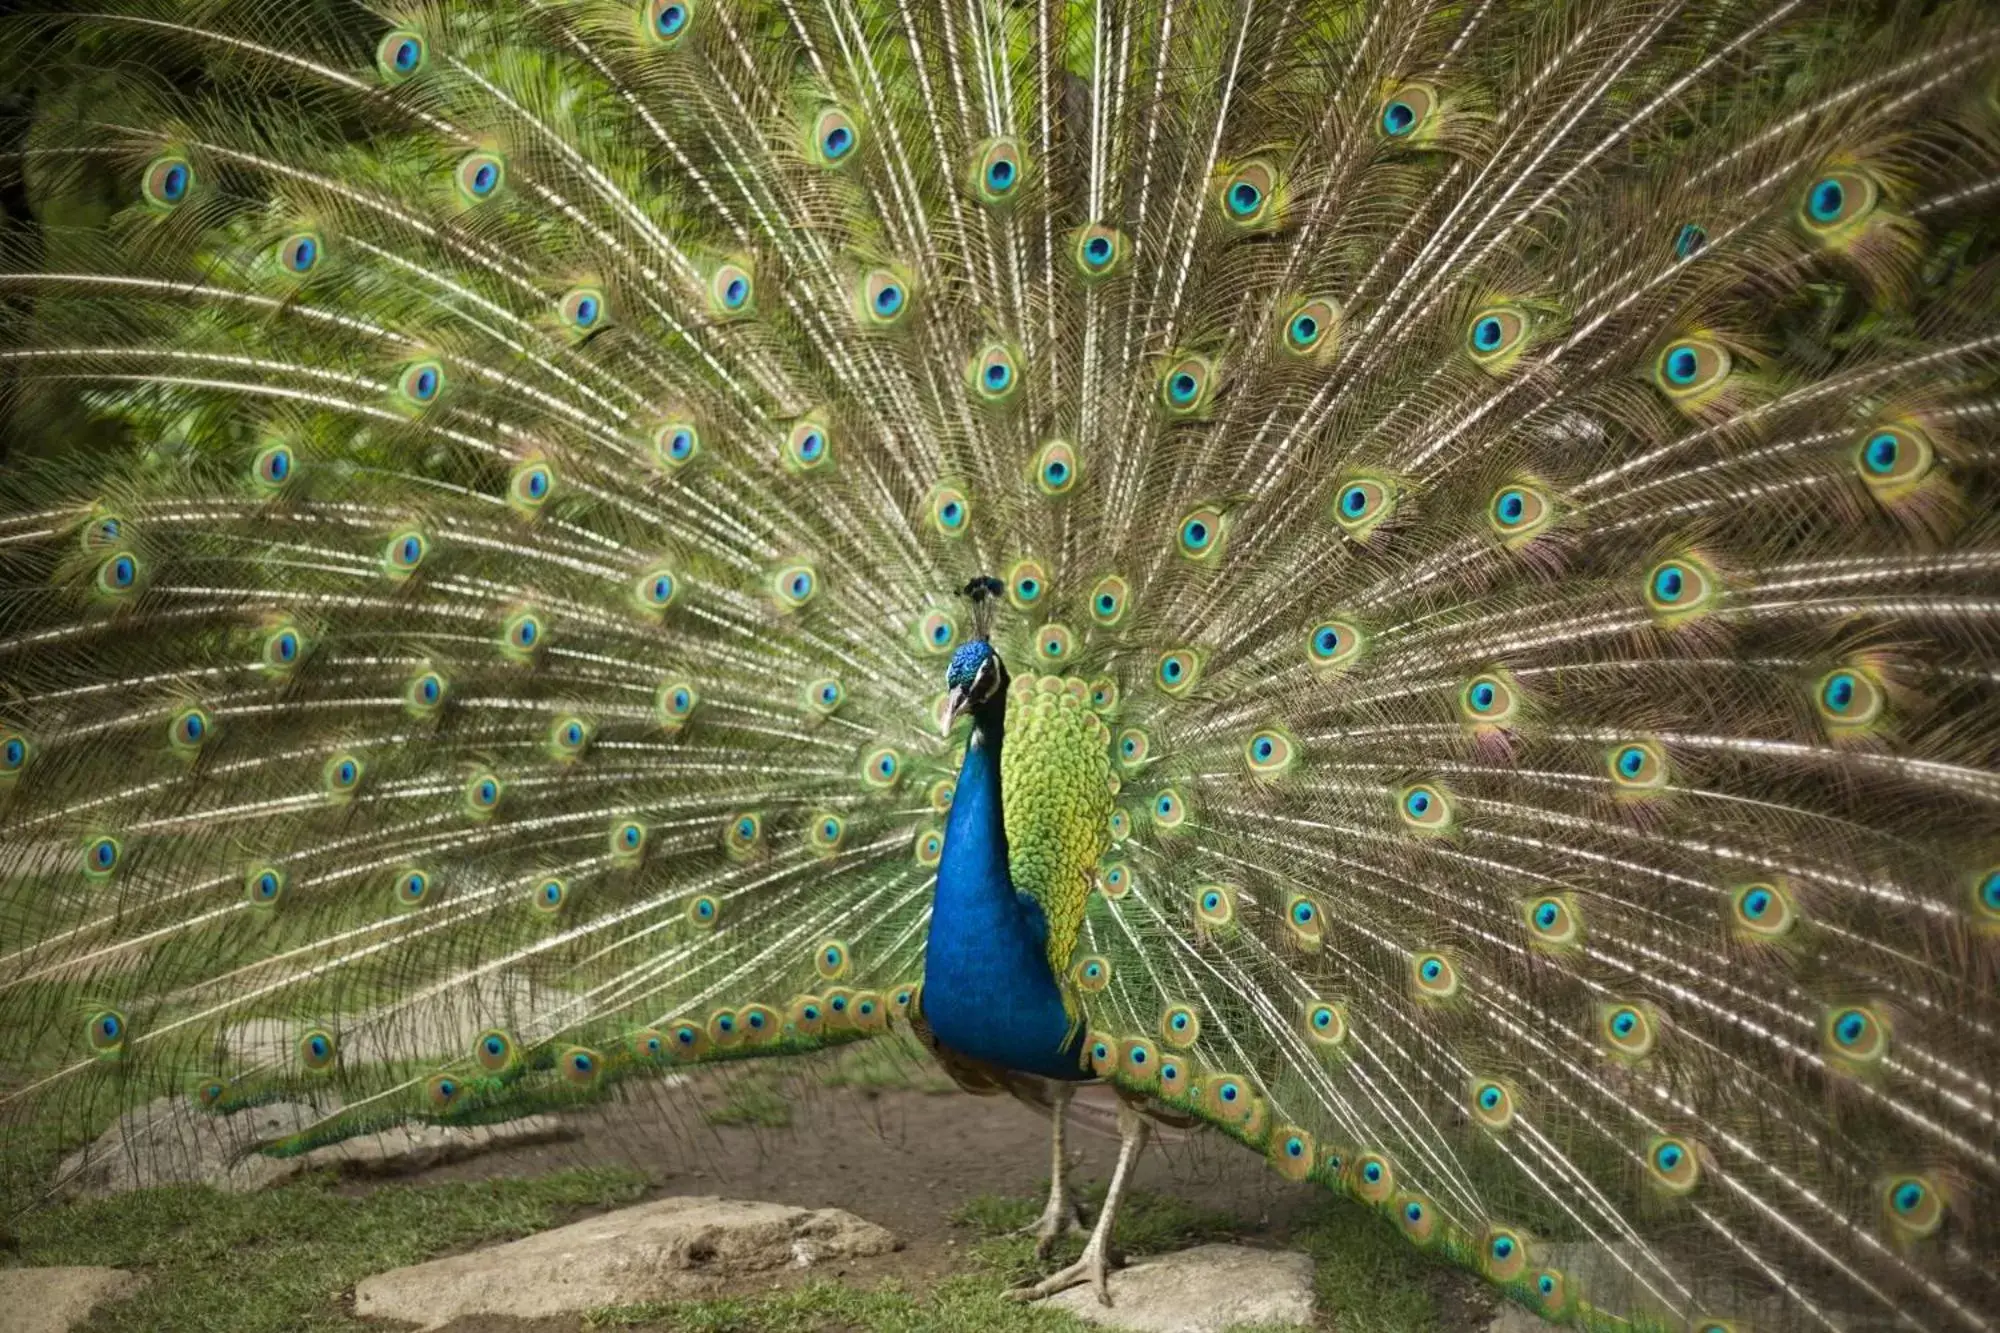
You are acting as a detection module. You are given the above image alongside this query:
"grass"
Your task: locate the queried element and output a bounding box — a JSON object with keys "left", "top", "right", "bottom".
{"left": 700, "top": 1071, "right": 795, "bottom": 1128}
{"left": 6, "top": 1166, "right": 648, "bottom": 1332}
{"left": 816, "top": 1031, "right": 958, "bottom": 1096}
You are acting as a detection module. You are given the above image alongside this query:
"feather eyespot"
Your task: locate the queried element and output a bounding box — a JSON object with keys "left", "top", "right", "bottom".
{"left": 454, "top": 152, "right": 505, "bottom": 202}
{"left": 1332, "top": 476, "right": 1394, "bottom": 537}
{"left": 610, "top": 818, "right": 649, "bottom": 860}
{"left": 809, "top": 812, "right": 845, "bottom": 854}
{"left": 324, "top": 753, "right": 364, "bottom": 801}
{"left": 805, "top": 677, "right": 843, "bottom": 715}
{"left": 1155, "top": 649, "right": 1200, "bottom": 695}
{"left": 1459, "top": 672, "right": 1519, "bottom": 726}
{"left": 656, "top": 679, "right": 697, "bottom": 730}
{"left": 771, "top": 563, "right": 818, "bottom": 610}
{"left": 631, "top": 566, "right": 678, "bottom": 615}
{"left": 1673, "top": 223, "right": 1707, "bottom": 258}
{"left": 1177, "top": 505, "right": 1225, "bottom": 561}
{"left": 1035, "top": 441, "right": 1079, "bottom": 495}
{"left": 1160, "top": 1002, "right": 1202, "bottom": 1047}
{"left": 1882, "top": 1174, "right": 1944, "bottom": 1240}
{"left": 250, "top": 443, "right": 296, "bottom": 492}
{"left": 654, "top": 420, "right": 700, "bottom": 469}
{"left": 1607, "top": 740, "right": 1667, "bottom": 793}
{"left": 644, "top": 0, "right": 693, "bottom": 44}
{"left": 724, "top": 812, "right": 763, "bottom": 858}
{"left": 1307, "top": 620, "right": 1363, "bottom": 670}
{"left": 559, "top": 285, "right": 608, "bottom": 335}
{"left": 1853, "top": 424, "right": 1933, "bottom": 493}
{"left": 1487, "top": 483, "right": 1552, "bottom": 543}
{"left": 1072, "top": 224, "right": 1126, "bottom": 279}
{"left": 811, "top": 108, "right": 859, "bottom": 166}
{"left": 1352, "top": 1153, "right": 1395, "bottom": 1202}
{"left": 1099, "top": 861, "right": 1130, "bottom": 898}
{"left": 298, "top": 1027, "right": 338, "bottom": 1072}
{"left": 1191, "top": 883, "right": 1232, "bottom": 928}
{"left": 1815, "top": 665, "right": 1884, "bottom": 731}
{"left": 1652, "top": 337, "right": 1731, "bottom": 403}
{"left": 917, "top": 609, "right": 958, "bottom": 654}
{"left": 463, "top": 771, "right": 503, "bottom": 817}
{"left": 859, "top": 269, "right": 910, "bottom": 326}
{"left": 1800, "top": 169, "right": 1878, "bottom": 235}
{"left": 277, "top": 232, "right": 322, "bottom": 276}
{"left": 1245, "top": 729, "right": 1297, "bottom": 777}
{"left": 1073, "top": 956, "right": 1111, "bottom": 992}
{"left": 1282, "top": 297, "right": 1340, "bottom": 357}
{"left": 1378, "top": 84, "right": 1436, "bottom": 139}
{"left": 1035, "top": 623, "right": 1073, "bottom": 663}
{"left": 1159, "top": 355, "right": 1215, "bottom": 415}
{"left": 1825, "top": 1004, "right": 1888, "bottom": 1066}
{"left": 0, "top": 730, "right": 30, "bottom": 783}
{"left": 142, "top": 155, "right": 194, "bottom": 209}
{"left": 501, "top": 608, "right": 545, "bottom": 659}
{"left": 969, "top": 343, "right": 1021, "bottom": 404}
{"left": 96, "top": 550, "right": 141, "bottom": 596}
{"left": 1643, "top": 555, "right": 1717, "bottom": 623}
{"left": 168, "top": 706, "right": 212, "bottom": 754}
{"left": 913, "top": 827, "right": 943, "bottom": 866}
{"left": 1284, "top": 893, "right": 1322, "bottom": 949}
{"left": 710, "top": 261, "right": 754, "bottom": 317}
{"left": 426, "top": 1075, "right": 461, "bottom": 1110}
{"left": 86, "top": 1009, "right": 127, "bottom": 1055}
{"left": 1150, "top": 788, "right": 1186, "bottom": 829}
{"left": 393, "top": 868, "right": 431, "bottom": 908}
{"left": 1470, "top": 1080, "right": 1514, "bottom": 1130}
{"left": 815, "top": 940, "right": 851, "bottom": 980}
{"left": 1398, "top": 783, "right": 1452, "bottom": 831}
{"left": 1601, "top": 1003, "right": 1656, "bottom": 1059}
{"left": 533, "top": 876, "right": 569, "bottom": 913}
{"left": 1304, "top": 1002, "right": 1347, "bottom": 1048}
{"left": 1007, "top": 560, "right": 1047, "bottom": 609}
{"left": 1466, "top": 306, "right": 1529, "bottom": 372}
{"left": 970, "top": 138, "right": 1026, "bottom": 205}
{"left": 561, "top": 1047, "right": 600, "bottom": 1084}
{"left": 1411, "top": 952, "right": 1459, "bottom": 999}
{"left": 508, "top": 459, "right": 555, "bottom": 515}
{"left": 376, "top": 30, "right": 428, "bottom": 78}
{"left": 1217, "top": 160, "right": 1279, "bottom": 226}
{"left": 474, "top": 1024, "right": 516, "bottom": 1072}
{"left": 395, "top": 360, "right": 445, "bottom": 408}
{"left": 1089, "top": 574, "right": 1127, "bottom": 625}
{"left": 1646, "top": 1136, "right": 1701, "bottom": 1194}
{"left": 862, "top": 746, "right": 901, "bottom": 788}
{"left": 1523, "top": 895, "right": 1579, "bottom": 947}
{"left": 1484, "top": 1229, "right": 1529, "bottom": 1281}
{"left": 1730, "top": 881, "right": 1797, "bottom": 938}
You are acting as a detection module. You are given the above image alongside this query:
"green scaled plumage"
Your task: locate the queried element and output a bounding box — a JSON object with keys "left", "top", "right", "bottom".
{"left": 0, "top": 2, "right": 1997, "bottom": 1330}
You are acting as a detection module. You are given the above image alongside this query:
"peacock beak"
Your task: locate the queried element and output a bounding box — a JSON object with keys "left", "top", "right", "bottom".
{"left": 942, "top": 684, "right": 973, "bottom": 737}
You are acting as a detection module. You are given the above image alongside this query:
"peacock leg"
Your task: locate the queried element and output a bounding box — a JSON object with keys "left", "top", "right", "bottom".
{"left": 1016, "top": 1082, "right": 1090, "bottom": 1257}
{"left": 1007, "top": 1099, "right": 1148, "bottom": 1306}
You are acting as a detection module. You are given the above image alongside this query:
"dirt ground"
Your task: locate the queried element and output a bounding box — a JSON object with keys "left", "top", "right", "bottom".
{"left": 347, "top": 1056, "right": 1501, "bottom": 1332}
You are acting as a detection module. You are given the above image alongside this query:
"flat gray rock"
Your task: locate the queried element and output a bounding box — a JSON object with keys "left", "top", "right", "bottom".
{"left": 352, "top": 1195, "right": 898, "bottom": 1329}
{"left": 54, "top": 1094, "right": 565, "bottom": 1199}
{"left": 1045, "top": 1244, "right": 1315, "bottom": 1333}
{"left": 0, "top": 1266, "right": 146, "bottom": 1333}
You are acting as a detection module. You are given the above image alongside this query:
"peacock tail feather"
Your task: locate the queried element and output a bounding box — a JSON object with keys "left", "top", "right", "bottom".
{"left": 0, "top": 1, "right": 1996, "bottom": 1328}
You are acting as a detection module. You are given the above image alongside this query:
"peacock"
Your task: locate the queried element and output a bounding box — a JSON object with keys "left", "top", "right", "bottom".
{"left": 1, "top": 0, "right": 1997, "bottom": 1326}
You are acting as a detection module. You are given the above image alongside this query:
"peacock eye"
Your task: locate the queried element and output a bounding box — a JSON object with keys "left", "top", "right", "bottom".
{"left": 455, "top": 152, "right": 505, "bottom": 201}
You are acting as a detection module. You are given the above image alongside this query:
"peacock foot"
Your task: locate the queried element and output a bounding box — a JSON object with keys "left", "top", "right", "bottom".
{"left": 1005, "top": 1233, "right": 1124, "bottom": 1306}
{"left": 1016, "top": 1190, "right": 1090, "bottom": 1258}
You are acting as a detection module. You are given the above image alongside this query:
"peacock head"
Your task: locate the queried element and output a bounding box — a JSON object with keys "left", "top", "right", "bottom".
{"left": 943, "top": 575, "right": 1009, "bottom": 735}
{"left": 943, "top": 639, "right": 1007, "bottom": 736}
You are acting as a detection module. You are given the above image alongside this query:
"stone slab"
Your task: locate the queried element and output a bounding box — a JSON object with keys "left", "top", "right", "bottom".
{"left": 1045, "top": 1244, "right": 1316, "bottom": 1333}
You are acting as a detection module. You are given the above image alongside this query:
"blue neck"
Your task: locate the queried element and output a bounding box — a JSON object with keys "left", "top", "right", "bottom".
{"left": 922, "top": 706, "right": 1088, "bottom": 1080}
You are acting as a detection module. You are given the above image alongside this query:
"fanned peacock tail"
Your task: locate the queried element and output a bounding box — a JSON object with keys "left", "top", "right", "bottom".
{"left": 2, "top": 1, "right": 1998, "bottom": 1327}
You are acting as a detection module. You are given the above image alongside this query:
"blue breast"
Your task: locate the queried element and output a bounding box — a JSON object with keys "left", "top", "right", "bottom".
{"left": 923, "top": 722, "right": 1089, "bottom": 1080}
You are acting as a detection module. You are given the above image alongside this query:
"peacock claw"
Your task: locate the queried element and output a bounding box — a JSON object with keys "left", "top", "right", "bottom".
{"left": 1006, "top": 1235, "right": 1123, "bottom": 1305}
{"left": 1017, "top": 1192, "right": 1090, "bottom": 1258}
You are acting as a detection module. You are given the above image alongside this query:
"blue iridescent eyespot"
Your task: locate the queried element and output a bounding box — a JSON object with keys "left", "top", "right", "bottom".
{"left": 1674, "top": 223, "right": 1706, "bottom": 258}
